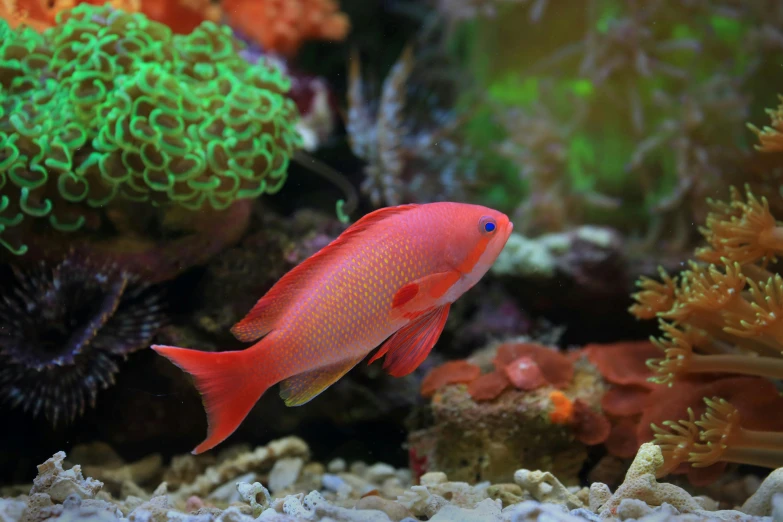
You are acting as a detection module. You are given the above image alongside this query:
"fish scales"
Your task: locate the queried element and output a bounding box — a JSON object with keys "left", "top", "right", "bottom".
{"left": 278, "top": 218, "right": 436, "bottom": 372}
{"left": 152, "top": 202, "right": 513, "bottom": 454}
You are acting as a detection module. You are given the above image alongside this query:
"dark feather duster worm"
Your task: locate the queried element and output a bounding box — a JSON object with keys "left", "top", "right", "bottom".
{"left": 0, "top": 254, "right": 166, "bottom": 425}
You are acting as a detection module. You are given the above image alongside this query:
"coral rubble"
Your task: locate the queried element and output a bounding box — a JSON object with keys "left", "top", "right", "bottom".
{"left": 1, "top": 438, "right": 781, "bottom": 521}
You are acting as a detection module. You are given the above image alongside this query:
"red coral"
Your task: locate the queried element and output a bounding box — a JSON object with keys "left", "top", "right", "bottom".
{"left": 137, "top": 0, "right": 218, "bottom": 34}
{"left": 640, "top": 375, "right": 783, "bottom": 444}
{"left": 571, "top": 399, "right": 611, "bottom": 446}
{"left": 591, "top": 340, "right": 783, "bottom": 483}
{"left": 420, "top": 360, "right": 481, "bottom": 398}
{"left": 504, "top": 355, "right": 547, "bottom": 390}
{"left": 584, "top": 341, "right": 661, "bottom": 390}
{"left": 468, "top": 371, "right": 511, "bottom": 401}
{"left": 600, "top": 385, "right": 650, "bottom": 416}
{"left": 605, "top": 418, "right": 640, "bottom": 458}
{"left": 494, "top": 342, "right": 573, "bottom": 388}
{"left": 408, "top": 446, "right": 428, "bottom": 483}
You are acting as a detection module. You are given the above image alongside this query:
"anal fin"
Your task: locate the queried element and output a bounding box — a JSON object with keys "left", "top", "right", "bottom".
{"left": 280, "top": 355, "right": 365, "bottom": 406}
{"left": 369, "top": 303, "right": 451, "bottom": 377}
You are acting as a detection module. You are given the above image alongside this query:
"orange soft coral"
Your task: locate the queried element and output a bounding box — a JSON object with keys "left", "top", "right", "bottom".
{"left": 648, "top": 321, "right": 783, "bottom": 385}
{"left": 0, "top": 0, "right": 74, "bottom": 30}
{"left": 654, "top": 396, "right": 783, "bottom": 474}
{"left": 0, "top": 0, "right": 151, "bottom": 30}
{"left": 629, "top": 267, "right": 679, "bottom": 320}
{"left": 221, "top": 0, "right": 349, "bottom": 56}
{"left": 748, "top": 94, "right": 783, "bottom": 153}
{"left": 697, "top": 185, "right": 783, "bottom": 266}
{"left": 627, "top": 184, "right": 783, "bottom": 482}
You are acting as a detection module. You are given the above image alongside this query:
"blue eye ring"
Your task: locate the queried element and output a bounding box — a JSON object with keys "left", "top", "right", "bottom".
{"left": 479, "top": 216, "right": 497, "bottom": 235}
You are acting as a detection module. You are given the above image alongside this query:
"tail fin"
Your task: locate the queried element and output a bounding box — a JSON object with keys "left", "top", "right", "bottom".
{"left": 151, "top": 344, "right": 273, "bottom": 454}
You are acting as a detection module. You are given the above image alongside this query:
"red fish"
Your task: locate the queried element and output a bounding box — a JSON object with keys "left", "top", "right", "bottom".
{"left": 152, "top": 203, "right": 513, "bottom": 454}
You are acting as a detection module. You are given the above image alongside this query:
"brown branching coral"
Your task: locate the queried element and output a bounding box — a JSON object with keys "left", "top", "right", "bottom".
{"left": 496, "top": 104, "right": 619, "bottom": 234}
{"left": 347, "top": 44, "right": 480, "bottom": 206}
{"left": 630, "top": 183, "right": 783, "bottom": 478}
{"left": 579, "top": 3, "right": 700, "bottom": 134}
{"left": 434, "top": 0, "right": 548, "bottom": 22}
{"left": 629, "top": 76, "right": 749, "bottom": 235}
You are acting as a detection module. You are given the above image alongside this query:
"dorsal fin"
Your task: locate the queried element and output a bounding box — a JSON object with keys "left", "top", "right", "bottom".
{"left": 231, "top": 204, "right": 420, "bottom": 342}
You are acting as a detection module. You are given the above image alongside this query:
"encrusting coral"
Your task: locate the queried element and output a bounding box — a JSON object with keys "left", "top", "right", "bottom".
{"left": 409, "top": 339, "right": 612, "bottom": 485}
{"left": 0, "top": 253, "right": 165, "bottom": 424}
{"left": 629, "top": 179, "right": 783, "bottom": 479}
{"left": 0, "top": 3, "right": 301, "bottom": 256}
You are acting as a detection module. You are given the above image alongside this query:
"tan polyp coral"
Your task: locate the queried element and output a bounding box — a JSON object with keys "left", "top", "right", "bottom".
{"left": 650, "top": 408, "right": 700, "bottom": 477}
{"left": 748, "top": 95, "right": 783, "bottom": 153}
{"left": 725, "top": 273, "right": 783, "bottom": 346}
{"left": 661, "top": 261, "right": 749, "bottom": 329}
{"left": 697, "top": 185, "right": 783, "bottom": 265}
{"left": 648, "top": 320, "right": 783, "bottom": 385}
{"left": 652, "top": 397, "right": 783, "bottom": 473}
{"left": 691, "top": 398, "right": 783, "bottom": 469}
{"left": 628, "top": 267, "right": 678, "bottom": 320}
{"left": 629, "top": 184, "right": 783, "bottom": 481}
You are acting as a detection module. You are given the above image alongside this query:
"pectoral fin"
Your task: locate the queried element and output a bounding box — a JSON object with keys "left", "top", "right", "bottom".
{"left": 391, "top": 271, "right": 461, "bottom": 316}
{"left": 279, "top": 355, "right": 365, "bottom": 406}
{"left": 368, "top": 304, "right": 451, "bottom": 377}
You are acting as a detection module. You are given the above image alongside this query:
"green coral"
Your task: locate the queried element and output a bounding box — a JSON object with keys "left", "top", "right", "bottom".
{"left": 0, "top": 3, "right": 301, "bottom": 254}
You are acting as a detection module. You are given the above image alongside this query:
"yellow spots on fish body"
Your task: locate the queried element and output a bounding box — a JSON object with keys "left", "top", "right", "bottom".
{"left": 276, "top": 225, "right": 442, "bottom": 372}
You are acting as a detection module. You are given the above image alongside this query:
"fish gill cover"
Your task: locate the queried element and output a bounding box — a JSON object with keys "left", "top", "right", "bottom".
{"left": 0, "top": 3, "right": 302, "bottom": 256}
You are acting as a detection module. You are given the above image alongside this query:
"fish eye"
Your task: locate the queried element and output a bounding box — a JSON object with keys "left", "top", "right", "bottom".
{"left": 479, "top": 216, "right": 497, "bottom": 235}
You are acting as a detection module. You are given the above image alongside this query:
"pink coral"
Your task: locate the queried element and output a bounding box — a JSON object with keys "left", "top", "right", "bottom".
{"left": 420, "top": 360, "right": 481, "bottom": 398}
{"left": 494, "top": 342, "right": 574, "bottom": 388}
{"left": 504, "top": 356, "right": 547, "bottom": 390}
